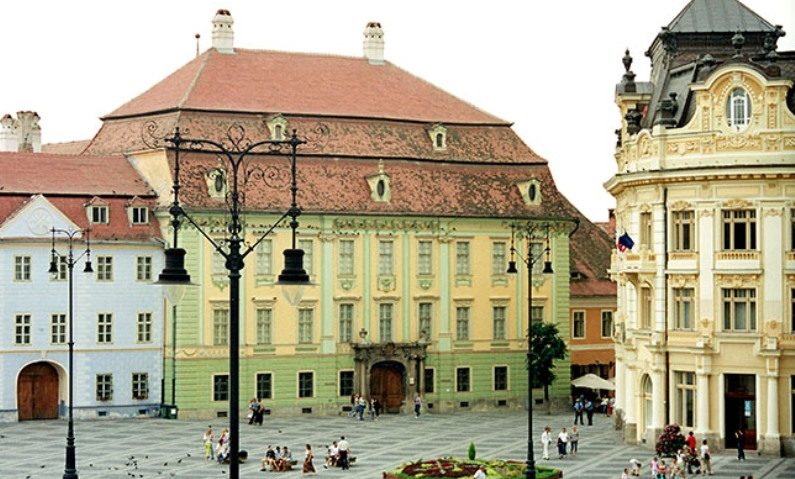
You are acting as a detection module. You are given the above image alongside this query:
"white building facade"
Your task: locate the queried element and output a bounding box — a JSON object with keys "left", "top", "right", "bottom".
{"left": 607, "top": 0, "right": 795, "bottom": 456}
{"left": 0, "top": 153, "right": 165, "bottom": 421}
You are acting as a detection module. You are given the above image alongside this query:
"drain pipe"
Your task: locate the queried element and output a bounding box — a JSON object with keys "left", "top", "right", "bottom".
{"left": 663, "top": 187, "right": 670, "bottom": 426}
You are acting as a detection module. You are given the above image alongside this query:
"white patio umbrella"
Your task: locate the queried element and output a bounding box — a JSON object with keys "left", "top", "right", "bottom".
{"left": 571, "top": 373, "right": 616, "bottom": 390}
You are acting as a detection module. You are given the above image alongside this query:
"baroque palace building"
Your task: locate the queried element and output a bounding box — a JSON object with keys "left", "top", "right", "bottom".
{"left": 608, "top": 0, "right": 795, "bottom": 455}
{"left": 77, "top": 10, "right": 585, "bottom": 418}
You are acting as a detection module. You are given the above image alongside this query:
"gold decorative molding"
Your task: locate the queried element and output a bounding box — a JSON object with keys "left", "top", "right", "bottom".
{"left": 722, "top": 198, "right": 753, "bottom": 209}
{"left": 668, "top": 274, "right": 698, "bottom": 288}
{"left": 714, "top": 273, "right": 760, "bottom": 288}
{"left": 715, "top": 134, "right": 762, "bottom": 152}
{"left": 762, "top": 207, "right": 783, "bottom": 217}
{"left": 669, "top": 201, "right": 693, "bottom": 211}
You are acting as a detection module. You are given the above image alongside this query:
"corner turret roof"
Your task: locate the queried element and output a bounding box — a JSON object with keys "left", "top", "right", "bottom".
{"left": 667, "top": 0, "right": 776, "bottom": 34}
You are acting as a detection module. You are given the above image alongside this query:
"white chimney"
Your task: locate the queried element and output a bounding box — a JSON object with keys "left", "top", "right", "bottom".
{"left": 212, "top": 9, "right": 234, "bottom": 54}
{"left": 363, "top": 21, "right": 384, "bottom": 65}
{"left": 0, "top": 111, "right": 41, "bottom": 153}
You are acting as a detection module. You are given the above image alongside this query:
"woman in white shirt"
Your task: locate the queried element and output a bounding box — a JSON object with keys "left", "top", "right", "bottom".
{"left": 557, "top": 427, "right": 569, "bottom": 459}
{"left": 540, "top": 426, "right": 552, "bottom": 460}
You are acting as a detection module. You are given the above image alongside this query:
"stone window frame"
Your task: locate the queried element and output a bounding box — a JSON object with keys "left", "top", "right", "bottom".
{"left": 297, "top": 370, "right": 315, "bottom": 399}
{"left": 572, "top": 310, "right": 586, "bottom": 339}
{"left": 96, "top": 373, "right": 114, "bottom": 401}
{"left": 51, "top": 313, "right": 66, "bottom": 344}
{"left": 14, "top": 255, "right": 32, "bottom": 282}
{"left": 212, "top": 373, "right": 229, "bottom": 402}
{"left": 255, "top": 371, "right": 274, "bottom": 400}
{"left": 338, "top": 370, "right": 355, "bottom": 397}
{"left": 14, "top": 313, "right": 31, "bottom": 345}
{"left": 132, "top": 372, "right": 149, "bottom": 400}
{"left": 136, "top": 312, "right": 153, "bottom": 343}
{"left": 493, "top": 365, "right": 509, "bottom": 392}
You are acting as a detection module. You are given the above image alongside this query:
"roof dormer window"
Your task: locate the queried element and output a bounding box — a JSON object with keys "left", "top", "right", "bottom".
{"left": 428, "top": 124, "right": 448, "bottom": 151}
{"left": 89, "top": 205, "right": 108, "bottom": 224}
{"left": 367, "top": 160, "right": 391, "bottom": 203}
{"left": 206, "top": 169, "right": 228, "bottom": 199}
{"left": 726, "top": 87, "right": 751, "bottom": 132}
{"left": 267, "top": 114, "right": 288, "bottom": 141}
{"left": 516, "top": 178, "right": 542, "bottom": 206}
{"left": 130, "top": 206, "right": 148, "bottom": 225}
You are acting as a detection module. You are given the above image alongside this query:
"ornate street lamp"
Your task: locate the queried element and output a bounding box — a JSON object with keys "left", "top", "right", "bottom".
{"left": 156, "top": 124, "right": 314, "bottom": 479}
{"left": 507, "top": 218, "right": 577, "bottom": 479}
{"left": 49, "top": 228, "right": 93, "bottom": 479}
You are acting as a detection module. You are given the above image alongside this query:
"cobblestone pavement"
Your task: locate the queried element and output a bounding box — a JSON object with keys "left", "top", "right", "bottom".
{"left": 1, "top": 411, "right": 792, "bottom": 478}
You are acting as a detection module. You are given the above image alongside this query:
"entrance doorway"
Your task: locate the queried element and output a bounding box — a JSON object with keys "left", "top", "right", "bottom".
{"left": 724, "top": 374, "right": 756, "bottom": 450}
{"left": 17, "top": 362, "right": 60, "bottom": 420}
{"left": 370, "top": 361, "right": 405, "bottom": 413}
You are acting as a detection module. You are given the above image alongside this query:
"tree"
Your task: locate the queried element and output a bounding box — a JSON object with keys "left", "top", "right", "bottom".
{"left": 655, "top": 424, "right": 686, "bottom": 457}
{"left": 528, "top": 322, "right": 567, "bottom": 407}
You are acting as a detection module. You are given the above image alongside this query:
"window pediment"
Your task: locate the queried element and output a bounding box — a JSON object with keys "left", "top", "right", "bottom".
{"left": 266, "top": 114, "right": 289, "bottom": 141}
{"left": 428, "top": 124, "right": 448, "bottom": 151}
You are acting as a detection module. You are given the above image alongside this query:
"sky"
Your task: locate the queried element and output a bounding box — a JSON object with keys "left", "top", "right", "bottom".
{"left": 2, "top": 0, "right": 794, "bottom": 222}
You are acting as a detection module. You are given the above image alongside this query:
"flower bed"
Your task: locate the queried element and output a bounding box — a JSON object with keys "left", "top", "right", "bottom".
{"left": 383, "top": 458, "right": 562, "bottom": 479}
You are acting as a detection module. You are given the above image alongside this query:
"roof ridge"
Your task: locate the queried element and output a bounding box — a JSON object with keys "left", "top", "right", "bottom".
{"left": 178, "top": 49, "right": 213, "bottom": 109}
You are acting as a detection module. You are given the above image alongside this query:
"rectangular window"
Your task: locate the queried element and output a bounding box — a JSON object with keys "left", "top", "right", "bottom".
{"left": 456, "top": 367, "right": 471, "bottom": 392}
{"left": 339, "top": 371, "right": 354, "bottom": 397}
{"left": 132, "top": 373, "right": 149, "bottom": 400}
{"left": 90, "top": 206, "right": 108, "bottom": 224}
{"left": 424, "top": 368, "right": 435, "bottom": 394}
{"left": 299, "top": 239, "right": 313, "bottom": 276}
{"left": 298, "top": 308, "right": 313, "bottom": 344}
{"left": 137, "top": 312, "right": 152, "bottom": 343}
{"left": 131, "top": 207, "right": 148, "bottom": 225}
{"left": 339, "top": 240, "right": 354, "bottom": 276}
{"left": 14, "top": 256, "right": 31, "bottom": 281}
{"left": 494, "top": 366, "right": 508, "bottom": 391}
{"left": 256, "top": 308, "right": 272, "bottom": 345}
{"left": 97, "top": 313, "right": 113, "bottom": 343}
{"left": 640, "top": 212, "right": 652, "bottom": 248}
{"left": 456, "top": 241, "right": 471, "bottom": 275}
{"left": 456, "top": 306, "right": 470, "bottom": 341}
{"left": 213, "top": 308, "right": 229, "bottom": 345}
{"left": 418, "top": 302, "right": 432, "bottom": 337}
{"left": 97, "top": 256, "right": 113, "bottom": 281}
{"left": 492, "top": 306, "right": 506, "bottom": 340}
{"left": 379, "top": 303, "right": 393, "bottom": 342}
{"left": 672, "top": 210, "right": 694, "bottom": 251}
{"left": 338, "top": 303, "right": 353, "bottom": 343}
{"left": 640, "top": 287, "right": 652, "bottom": 329}
{"left": 256, "top": 373, "right": 272, "bottom": 400}
{"left": 96, "top": 374, "right": 113, "bottom": 401}
{"left": 15, "top": 314, "right": 31, "bottom": 345}
{"left": 50, "top": 256, "right": 67, "bottom": 281}
{"left": 136, "top": 256, "right": 152, "bottom": 281}
{"left": 601, "top": 310, "right": 614, "bottom": 338}
{"left": 673, "top": 288, "right": 694, "bottom": 330}
{"left": 572, "top": 311, "right": 585, "bottom": 339}
{"left": 791, "top": 288, "right": 795, "bottom": 333}
{"left": 722, "top": 288, "right": 757, "bottom": 332}
{"left": 492, "top": 241, "right": 507, "bottom": 275}
{"left": 51, "top": 313, "right": 66, "bottom": 344}
{"left": 213, "top": 374, "right": 229, "bottom": 401}
{"left": 417, "top": 240, "right": 433, "bottom": 275}
{"left": 722, "top": 210, "right": 757, "bottom": 250}
{"left": 298, "top": 371, "right": 314, "bottom": 398}
{"left": 675, "top": 371, "right": 696, "bottom": 428}
{"left": 531, "top": 306, "right": 544, "bottom": 325}
{"left": 378, "top": 240, "right": 394, "bottom": 276}
{"left": 256, "top": 239, "right": 272, "bottom": 276}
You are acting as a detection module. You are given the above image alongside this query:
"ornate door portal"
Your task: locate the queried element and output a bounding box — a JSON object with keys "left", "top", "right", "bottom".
{"left": 17, "top": 362, "right": 59, "bottom": 421}
{"left": 370, "top": 361, "right": 405, "bottom": 413}
{"left": 352, "top": 342, "right": 427, "bottom": 414}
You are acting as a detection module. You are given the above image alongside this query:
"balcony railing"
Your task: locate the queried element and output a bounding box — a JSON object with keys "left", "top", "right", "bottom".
{"left": 715, "top": 251, "right": 760, "bottom": 261}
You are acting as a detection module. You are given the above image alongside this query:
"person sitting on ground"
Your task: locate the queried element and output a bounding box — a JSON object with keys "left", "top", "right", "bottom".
{"left": 325, "top": 441, "right": 339, "bottom": 468}
{"left": 473, "top": 465, "right": 487, "bottom": 479}
{"left": 275, "top": 445, "right": 293, "bottom": 471}
{"left": 629, "top": 458, "right": 641, "bottom": 476}
{"left": 260, "top": 445, "right": 277, "bottom": 471}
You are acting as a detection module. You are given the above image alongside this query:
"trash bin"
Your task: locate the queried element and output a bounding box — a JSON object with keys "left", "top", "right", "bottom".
{"left": 160, "top": 404, "right": 178, "bottom": 419}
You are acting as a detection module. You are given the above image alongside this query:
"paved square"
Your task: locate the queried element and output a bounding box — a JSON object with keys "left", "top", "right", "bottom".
{"left": 1, "top": 411, "right": 792, "bottom": 478}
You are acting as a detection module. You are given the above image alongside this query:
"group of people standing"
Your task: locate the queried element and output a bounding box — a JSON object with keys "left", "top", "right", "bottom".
{"left": 202, "top": 426, "right": 230, "bottom": 464}
{"left": 247, "top": 397, "right": 267, "bottom": 426}
{"left": 540, "top": 425, "right": 580, "bottom": 460}
{"left": 324, "top": 436, "right": 353, "bottom": 470}
{"left": 349, "top": 393, "right": 382, "bottom": 421}
{"left": 620, "top": 431, "right": 713, "bottom": 478}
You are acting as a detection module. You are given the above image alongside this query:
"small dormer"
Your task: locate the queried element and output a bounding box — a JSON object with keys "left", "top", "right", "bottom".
{"left": 428, "top": 124, "right": 448, "bottom": 151}
{"left": 366, "top": 160, "right": 391, "bottom": 203}
{"left": 516, "top": 178, "right": 542, "bottom": 206}
{"left": 267, "top": 114, "right": 289, "bottom": 141}
{"left": 206, "top": 168, "right": 228, "bottom": 199}
{"left": 126, "top": 197, "right": 149, "bottom": 225}
{"left": 86, "top": 197, "right": 110, "bottom": 224}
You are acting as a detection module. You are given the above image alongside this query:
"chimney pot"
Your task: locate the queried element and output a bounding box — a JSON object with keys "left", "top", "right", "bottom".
{"left": 363, "top": 21, "right": 385, "bottom": 65}
{"left": 212, "top": 9, "right": 234, "bottom": 54}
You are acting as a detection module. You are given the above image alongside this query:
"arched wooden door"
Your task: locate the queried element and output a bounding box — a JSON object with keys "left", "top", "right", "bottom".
{"left": 370, "top": 361, "right": 405, "bottom": 413}
{"left": 17, "top": 362, "right": 59, "bottom": 420}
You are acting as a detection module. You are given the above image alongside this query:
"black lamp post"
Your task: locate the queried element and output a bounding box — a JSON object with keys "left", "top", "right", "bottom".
{"left": 156, "top": 125, "right": 311, "bottom": 479}
{"left": 507, "top": 222, "right": 554, "bottom": 479}
{"left": 49, "top": 228, "right": 94, "bottom": 479}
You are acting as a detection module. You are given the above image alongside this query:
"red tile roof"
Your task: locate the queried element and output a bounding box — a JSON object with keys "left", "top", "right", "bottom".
{"left": 569, "top": 209, "right": 617, "bottom": 298}
{"left": 0, "top": 152, "right": 156, "bottom": 196}
{"left": 41, "top": 140, "right": 90, "bottom": 155}
{"left": 105, "top": 49, "right": 507, "bottom": 125}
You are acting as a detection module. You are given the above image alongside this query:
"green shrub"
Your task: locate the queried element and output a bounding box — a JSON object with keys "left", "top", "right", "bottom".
{"left": 468, "top": 442, "right": 476, "bottom": 461}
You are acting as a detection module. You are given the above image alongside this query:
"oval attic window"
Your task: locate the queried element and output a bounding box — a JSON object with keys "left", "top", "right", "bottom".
{"left": 528, "top": 183, "right": 537, "bottom": 202}
{"left": 377, "top": 179, "right": 386, "bottom": 198}
{"left": 214, "top": 174, "right": 225, "bottom": 193}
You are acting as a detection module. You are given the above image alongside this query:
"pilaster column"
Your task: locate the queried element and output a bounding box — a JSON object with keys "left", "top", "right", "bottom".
{"left": 615, "top": 353, "right": 626, "bottom": 412}
{"left": 652, "top": 368, "right": 665, "bottom": 430}
{"left": 696, "top": 372, "right": 710, "bottom": 435}
{"left": 624, "top": 364, "right": 636, "bottom": 424}
{"left": 766, "top": 374, "right": 779, "bottom": 437}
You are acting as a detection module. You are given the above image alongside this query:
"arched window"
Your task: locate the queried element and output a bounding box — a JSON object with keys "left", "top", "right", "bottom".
{"left": 274, "top": 125, "right": 283, "bottom": 140}
{"left": 641, "top": 374, "right": 653, "bottom": 433}
{"left": 436, "top": 133, "right": 444, "bottom": 148}
{"left": 726, "top": 88, "right": 751, "bottom": 131}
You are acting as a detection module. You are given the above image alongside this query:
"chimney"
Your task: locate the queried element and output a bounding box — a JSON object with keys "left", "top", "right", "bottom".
{"left": 0, "top": 111, "right": 41, "bottom": 153}
{"left": 212, "top": 9, "right": 234, "bottom": 54}
{"left": 607, "top": 208, "right": 616, "bottom": 236}
{"left": 363, "top": 21, "right": 384, "bottom": 65}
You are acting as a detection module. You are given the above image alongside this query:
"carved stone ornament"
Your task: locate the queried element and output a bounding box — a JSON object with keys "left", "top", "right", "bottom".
{"left": 668, "top": 274, "right": 697, "bottom": 288}
{"left": 763, "top": 207, "right": 783, "bottom": 217}
{"left": 715, "top": 273, "right": 760, "bottom": 288}
{"left": 669, "top": 201, "right": 692, "bottom": 211}
{"left": 722, "top": 198, "right": 753, "bottom": 209}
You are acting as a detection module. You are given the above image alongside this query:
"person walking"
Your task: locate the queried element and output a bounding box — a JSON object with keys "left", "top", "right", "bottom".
{"left": 585, "top": 398, "right": 595, "bottom": 426}
{"left": 700, "top": 439, "right": 712, "bottom": 475}
{"left": 357, "top": 395, "right": 366, "bottom": 421}
{"left": 735, "top": 429, "right": 746, "bottom": 461}
{"left": 338, "top": 435, "right": 351, "bottom": 470}
{"left": 302, "top": 444, "right": 316, "bottom": 475}
{"left": 414, "top": 393, "right": 422, "bottom": 418}
{"left": 573, "top": 397, "right": 584, "bottom": 425}
{"left": 541, "top": 426, "right": 552, "bottom": 460}
{"left": 202, "top": 425, "right": 215, "bottom": 462}
{"left": 349, "top": 393, "right": 358, "bottom": 418}
{"left": 557, "top": 427, "right": 569, "bottom": 459}
{"left": 569, "top": 426, "right": 579, "bottom": 456}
